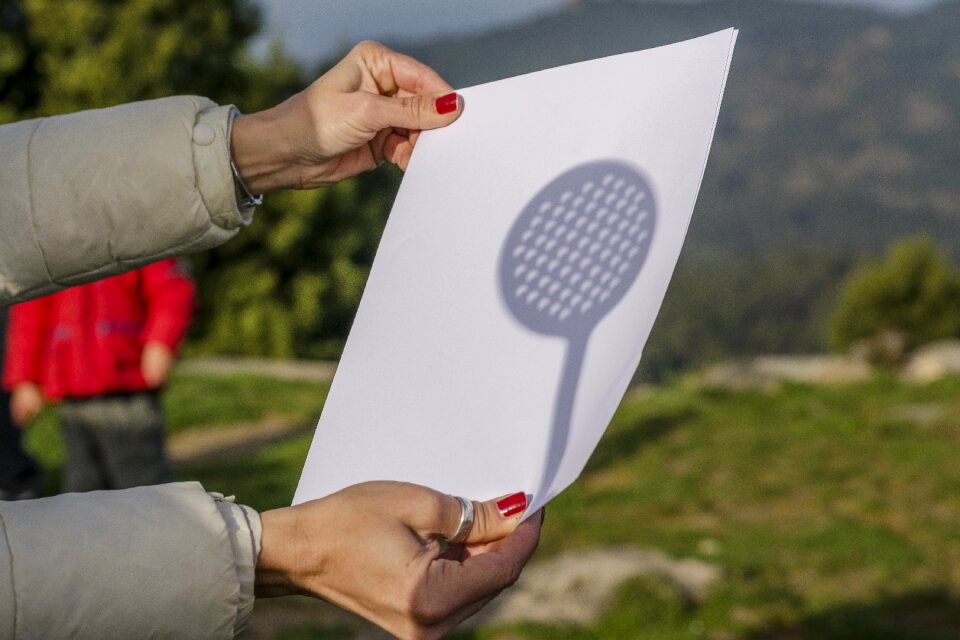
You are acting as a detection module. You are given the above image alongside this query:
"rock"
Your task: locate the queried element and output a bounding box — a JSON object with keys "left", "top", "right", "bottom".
{"left": 751, "top": 354, "right": 871, "bottom": 384}
{"left": 851, "top": 330, "right": 908, "bottom": 368}
{"left": 702, "top": 353, "right": 872, "bottom": 391}
{"left": 902, "top": 340, "right": 960, "bottom": 383}
{"left": 880, "top": 403, "right": 942, "bottom": 425}
{"left": 702, "top": 362, "right": 776, "bottom": 392}
{"left": 468, "top": 547, "right": 721, "bottom": 627}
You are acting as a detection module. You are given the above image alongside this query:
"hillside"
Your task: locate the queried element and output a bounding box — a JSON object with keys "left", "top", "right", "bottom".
{"left": 35, "top": 366, "right": 953, "bottom": 640}
{"left": 398, "top": 0, "right": 960, "bottom": 376}
{"left": 410, "top": 0, "right": 960, "bottom": 256}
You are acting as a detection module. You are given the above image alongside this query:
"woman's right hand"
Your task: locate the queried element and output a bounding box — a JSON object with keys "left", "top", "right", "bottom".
{"left": 10, "top": 382, "right": 44, "bottom": 426}
{"left": 231, "top": 40, "right": 463, "bottom": 194}
{"left": 256, "top": 481, "right": 542, "bottom": 640}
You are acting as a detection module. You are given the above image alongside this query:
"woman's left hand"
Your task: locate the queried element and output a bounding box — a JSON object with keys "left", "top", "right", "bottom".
{"left": 256, "top": 481, "right": 542, "bottom": 640}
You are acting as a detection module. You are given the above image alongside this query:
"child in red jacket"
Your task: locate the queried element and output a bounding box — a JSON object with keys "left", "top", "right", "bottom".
{"left": 3, "top": 258, "right": 195, "bottom": 492}
{"left": 0, "top": 307, "right": 42, "bottom": 500}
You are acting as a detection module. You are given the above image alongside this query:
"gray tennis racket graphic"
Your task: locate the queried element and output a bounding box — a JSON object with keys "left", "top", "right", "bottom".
{"left": 499, "top": 160, "right": 656, "bottom": 498}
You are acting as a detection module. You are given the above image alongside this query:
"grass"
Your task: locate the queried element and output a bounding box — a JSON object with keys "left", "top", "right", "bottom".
{"left": 491, "top": 374, "right": 960, "bottom": 640}
{"left": 21, "top": 368, "right": 960, "bottom": 639}
{"left": 177, "top": 433, "right": 314, "bottom": 510}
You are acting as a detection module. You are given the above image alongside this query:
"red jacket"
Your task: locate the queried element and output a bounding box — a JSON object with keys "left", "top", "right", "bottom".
{"left": 3, "top": 259, "right": 195, "bottom": 399}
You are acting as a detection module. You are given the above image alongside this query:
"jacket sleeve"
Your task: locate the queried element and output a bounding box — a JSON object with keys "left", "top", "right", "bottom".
{"left": 1, "top": 298, "right": 49, "bottom": 391}
{"left": 139, "top": 258, "right": 197, "bottom": 350}
{"left": 0, "top": 96, "right": 255, "bottom": 307}
{"left": 0, "top": 482, "right": 261, "bottom": 639}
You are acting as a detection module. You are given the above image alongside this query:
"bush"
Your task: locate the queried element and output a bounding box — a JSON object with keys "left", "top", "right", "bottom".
{"left": 828, "top": 236, "right": 960, "bottom": 353}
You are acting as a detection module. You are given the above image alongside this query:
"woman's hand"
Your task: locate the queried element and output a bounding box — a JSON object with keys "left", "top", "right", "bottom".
{"left": 256, "top": 481, "right": 542, "bottom": 640}
{"left": 231, "top": 41, "right": 462, "bottom": 194}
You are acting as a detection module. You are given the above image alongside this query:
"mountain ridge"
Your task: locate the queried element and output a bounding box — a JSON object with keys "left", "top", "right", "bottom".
{"left": 405, "top": 0, "right": 960, "bottom": 258}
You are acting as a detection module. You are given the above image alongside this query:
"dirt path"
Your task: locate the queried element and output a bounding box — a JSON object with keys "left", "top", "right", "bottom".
{"left": 167, "top": 416, "right": 312, "bottom": 464}
{"left": 166, "top": 357, "right": 334, "bottom": 462}
{"left": 178, "top": 357, "right": 337, "bottom": 383}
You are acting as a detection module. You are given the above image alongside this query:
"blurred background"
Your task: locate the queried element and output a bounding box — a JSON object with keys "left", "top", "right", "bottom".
{"left": 2, "top": 0, "right": 960, "bottom": 638}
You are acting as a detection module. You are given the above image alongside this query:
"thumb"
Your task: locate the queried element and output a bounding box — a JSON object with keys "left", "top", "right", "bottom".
{"left": 368, "top": 91, "right": 462, "bottom": 132}
{"left": 463, "top": 492, "right": 529, "bottom": 545}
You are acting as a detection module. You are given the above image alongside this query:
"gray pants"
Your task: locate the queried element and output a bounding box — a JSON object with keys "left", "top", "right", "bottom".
{"left": 59, "top": 392, "right": 172, "bottom": 492}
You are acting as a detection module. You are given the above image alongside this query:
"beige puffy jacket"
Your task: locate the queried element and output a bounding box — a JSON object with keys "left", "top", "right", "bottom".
{"left": 0, "top": 97, "right": 262, "bottom": 638}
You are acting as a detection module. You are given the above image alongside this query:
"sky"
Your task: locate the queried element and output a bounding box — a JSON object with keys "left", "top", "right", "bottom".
{"left": 252, "top": 0, "right": 947, "bottom": 65}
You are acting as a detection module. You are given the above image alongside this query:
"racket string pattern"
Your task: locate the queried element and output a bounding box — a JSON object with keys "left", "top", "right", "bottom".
{"left": 507, "top": 175, "right": 653, "bottom": 325}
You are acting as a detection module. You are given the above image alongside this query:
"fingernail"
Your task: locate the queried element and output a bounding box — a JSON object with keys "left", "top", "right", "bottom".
{"left": 435, "top": 92, "right": 459, "bottom": 115}
{"left": 497, "top": 492, "right": 527, "bottom": 518}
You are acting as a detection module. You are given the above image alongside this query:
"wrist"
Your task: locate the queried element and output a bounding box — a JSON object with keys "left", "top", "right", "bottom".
{"left": 230, "top": 106, "right": 302, "bottom": 195}
{"left": 255, "top": 507, "right": 309, "bottom": 598}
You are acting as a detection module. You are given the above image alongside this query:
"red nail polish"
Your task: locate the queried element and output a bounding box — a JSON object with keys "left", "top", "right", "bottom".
{"left": 435, "top": 92, "right": 459, "bottom": 115}
{"left": 497, "top": 492, "right": 527, "bottom": 517}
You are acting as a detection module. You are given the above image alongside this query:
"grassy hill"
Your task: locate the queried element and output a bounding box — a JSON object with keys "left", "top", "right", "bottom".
{"left": 395, "top": 0, "right": 960, "bottom": 376}
{"left": 25, "top": 367, "right": 960, "bottom": 639}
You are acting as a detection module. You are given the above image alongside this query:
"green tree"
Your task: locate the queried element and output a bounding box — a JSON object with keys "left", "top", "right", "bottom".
{"left": 828, "top": 236, "right": 960, "bottom": 351}
{"left": 0, "top": 0, "right": 39, "bottom": 123}
{"left": 22, "top": 0, "right": 260, "bottom": 114}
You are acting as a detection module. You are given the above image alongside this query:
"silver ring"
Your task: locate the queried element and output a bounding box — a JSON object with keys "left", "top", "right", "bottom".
{"left": 448, "top": 496, "right": 475, "bottom": 544}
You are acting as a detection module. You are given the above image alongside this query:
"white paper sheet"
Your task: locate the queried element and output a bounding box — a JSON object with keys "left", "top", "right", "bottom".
{"left": 294, "top": 29, "right": 738, "bottom": 516}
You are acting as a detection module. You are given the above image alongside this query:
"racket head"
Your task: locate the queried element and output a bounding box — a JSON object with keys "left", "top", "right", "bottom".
{"left": 499, "top": 160, "right": 657, "bottom": 338}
